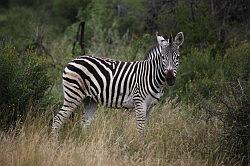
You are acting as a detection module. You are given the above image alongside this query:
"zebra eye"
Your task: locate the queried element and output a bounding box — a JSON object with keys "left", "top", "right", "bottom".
{"left": 176, "top": 55, "right": 180, "bottom": 60}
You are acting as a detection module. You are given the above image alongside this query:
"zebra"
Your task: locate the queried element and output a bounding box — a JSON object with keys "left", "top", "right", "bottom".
{"left": 51, "top": 32, "right": 184, "bottom": 139}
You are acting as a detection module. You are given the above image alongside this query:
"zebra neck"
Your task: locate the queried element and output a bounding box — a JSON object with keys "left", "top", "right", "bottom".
{"left": 152, "top": 54, "right": 166, "bottom": 88}
{"left": 146, "top": 45, "right": 162, "bottom": 60}
{"left": 138, "top": 54, "right": 166, "bottom": 95}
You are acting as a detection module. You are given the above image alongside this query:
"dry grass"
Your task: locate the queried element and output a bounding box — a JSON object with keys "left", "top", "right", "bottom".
{"left": 0, "top": 100, "right": 225, "bottom": 166}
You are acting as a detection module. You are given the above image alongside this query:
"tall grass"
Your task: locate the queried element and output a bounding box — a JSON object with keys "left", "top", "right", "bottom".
{"left": 0, "top": 99, "right": 231, "bottom": 166}
{"left": 0, "top": 2, "right": 248, "bottom": 165}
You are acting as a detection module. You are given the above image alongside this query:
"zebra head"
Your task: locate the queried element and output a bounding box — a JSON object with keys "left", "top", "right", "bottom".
{"left": 156, "top": 32, "right": 184, "bottom": 86}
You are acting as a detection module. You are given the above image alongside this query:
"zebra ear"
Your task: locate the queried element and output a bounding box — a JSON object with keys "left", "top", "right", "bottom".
{"left": 174, "top": 32, "right": 184, "bottom": 46}
{"left": 156, "top": 32, "right": 168, "bottom": 46}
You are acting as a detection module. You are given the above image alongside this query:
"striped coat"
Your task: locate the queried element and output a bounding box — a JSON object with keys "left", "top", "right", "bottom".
{"left": 52, "top": 32, "right": 184, "bottom": 139}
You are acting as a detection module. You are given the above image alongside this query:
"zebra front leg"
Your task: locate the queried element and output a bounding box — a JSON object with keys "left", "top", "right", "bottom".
{"left": 81, "top": 97, "right": 97, "bottom": 129}
{"left": 135, "top": 102, "right": 148, "bottom": 134}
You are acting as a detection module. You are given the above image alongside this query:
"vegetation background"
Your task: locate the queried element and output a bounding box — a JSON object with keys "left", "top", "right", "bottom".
{"left": 0, "top": 0, "right": 249, "bottom": 165}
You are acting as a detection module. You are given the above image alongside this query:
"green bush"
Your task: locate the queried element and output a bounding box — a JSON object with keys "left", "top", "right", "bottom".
{"left": 0, "top": 6, "right": 60, "bottom": 48}
{"left": 76, "top": 0, "right": 147, "bottom": 48}
{"left": 10, "top": 0, "right": 48, "bottom": 7}
{"left": 219, "top": 81, "right": 249, "bottom": 165}
{"left": 52, "top": 0, "right": 91, "bottom": 25}
{"left": 168, "top": 43, "right": 249, "bottom": 102}
{"left": 217, "top": 43, "right": 250, "bottom": 165}
{"left": 167, "top": 43, "right": 250, "bottom": 164}
{"left": 0, "top": 44, "right": 17, "bottom": 105}
{"left": 167, "top": 48, "right": 221, "bottom": 103}
{"left": 145, "top": 0, "right": 217, "bottom": 51}
{"left": 0, "top": 43, "right": 52, "bottom": 129}
{"left": 223, "top": 43, "right": 250, "bottom": 80}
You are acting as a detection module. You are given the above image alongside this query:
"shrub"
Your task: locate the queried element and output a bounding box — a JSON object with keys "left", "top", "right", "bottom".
{"left": 0, "top": 44, "right": 17, "bottom": 105}
{"left": 217, "top": 43, "right": 250, "bottom": 165}
{"left": 0, "top": 43, "right": 52, "bottom": 129}
{"left": 52, "top": 0, "right": 91, "bottom": 24}
{"left": 0, "top": 6, "right": 62, "bottom": 50}
{"left": 168, "top": 42, "right": 249, "bottom": 102}
{"left": 218, "top": 81, "right": 249, "bottom": 165}
{"left": 167, "top": 48, "right": 221, "bottom": 103}
{"left": 167, "top": 43, "right": 250, "bottom": 164}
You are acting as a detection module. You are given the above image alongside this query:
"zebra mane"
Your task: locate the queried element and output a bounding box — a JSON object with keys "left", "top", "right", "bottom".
{"left": 144, "top": 44, "right": 161, "bottom": 60}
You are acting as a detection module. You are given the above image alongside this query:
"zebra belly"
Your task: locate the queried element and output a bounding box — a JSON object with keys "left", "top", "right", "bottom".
{"left": 122, "top": 95, "right": 134, "bottom": 109}
{"left": 107, "top": 93, "right": 134, "bottom": 109}
{"left": 90, "top": 91, "right": 134, "bottom": 109}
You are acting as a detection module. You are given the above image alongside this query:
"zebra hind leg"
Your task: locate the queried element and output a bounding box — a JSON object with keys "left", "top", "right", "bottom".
{"left": 51, "top": 94, "right": 85, "bottom": 141}
{"left": 81, "top": 97, "right": 97, "bottom": 129}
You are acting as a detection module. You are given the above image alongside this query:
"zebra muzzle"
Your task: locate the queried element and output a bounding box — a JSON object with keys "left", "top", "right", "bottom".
{"left": 165, "top": 70, "right": 176, "bottom": 86}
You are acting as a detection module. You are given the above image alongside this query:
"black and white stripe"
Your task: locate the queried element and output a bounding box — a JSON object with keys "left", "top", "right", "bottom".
{"left": 52, "top": 32, "right": 184, "bottom": 139}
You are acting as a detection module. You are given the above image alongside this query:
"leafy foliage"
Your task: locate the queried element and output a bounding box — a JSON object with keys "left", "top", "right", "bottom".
{"left": 0, "top": 43, "right": 52, "bottom": 129}
{"left": 167, "top": 43, "right": 250, "bottom": 164}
